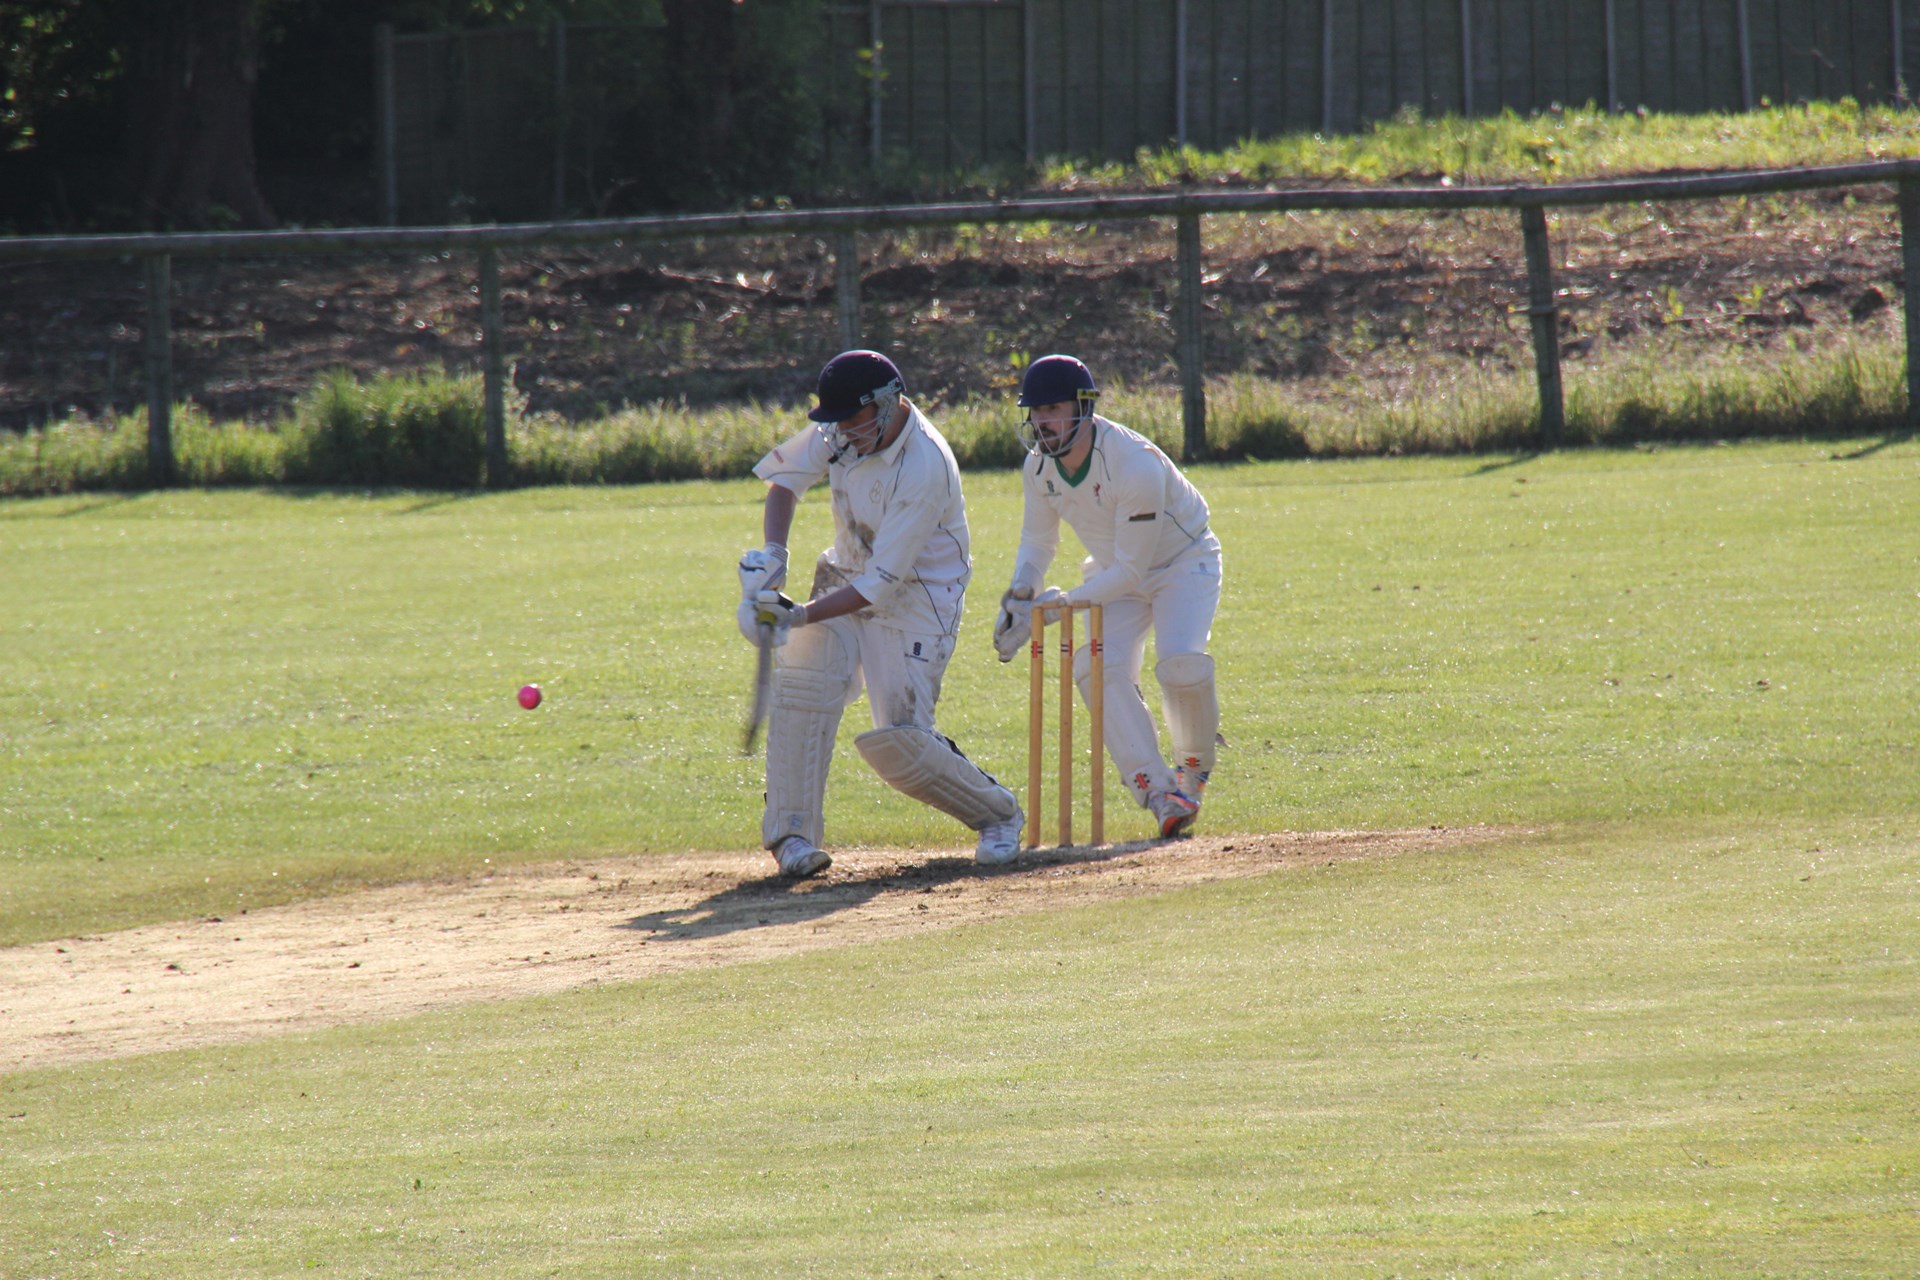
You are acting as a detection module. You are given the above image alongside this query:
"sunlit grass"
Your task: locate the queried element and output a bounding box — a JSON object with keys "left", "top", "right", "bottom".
{"left": 1049, "top": 100, "right": 1920, "bottom": 189}
{"left": 3, "top": 818, "right": 1915, "bottom": 1277}
{"left": 5, "top": 437, "right": 1919, "bottom": 944}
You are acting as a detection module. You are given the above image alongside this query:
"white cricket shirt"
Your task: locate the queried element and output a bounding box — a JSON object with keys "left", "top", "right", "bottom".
{"left": 1012, "top": 416, "right": 1217, "bottom": 604}
{"left": 753, "top": 404, "right": 972, "bottom": 636}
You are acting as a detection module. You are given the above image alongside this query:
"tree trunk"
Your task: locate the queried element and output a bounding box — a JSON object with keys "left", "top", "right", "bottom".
{"left": 122, "top": 0, "right": 276, "bottom": 229}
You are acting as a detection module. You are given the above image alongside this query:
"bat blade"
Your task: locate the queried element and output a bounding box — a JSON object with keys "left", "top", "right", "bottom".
{"left": 741, "top": 623, "right": 774, "bottom": 754}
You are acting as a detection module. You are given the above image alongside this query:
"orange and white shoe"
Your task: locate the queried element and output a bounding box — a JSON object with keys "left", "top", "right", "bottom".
{"left": 1149, "top": 789, "right": 1199, "bottom": 839}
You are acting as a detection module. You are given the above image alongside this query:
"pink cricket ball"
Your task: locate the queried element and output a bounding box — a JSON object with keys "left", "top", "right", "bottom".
{"left": 517, "top": 684, "right": 542, "bottom": 710}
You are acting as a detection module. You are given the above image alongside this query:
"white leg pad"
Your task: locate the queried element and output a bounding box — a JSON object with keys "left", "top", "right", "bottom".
{"left": 761, "top": 627, "right": 854, "bottom": 850}
{"left": 1156, "top": 652, "right": 1219, "bottom": 791}
{"left": 854, "top": 725, "right": 1017, "bottom": 830}
{"left": 1074, "top": 645, "right": 1175, "bottom": 807}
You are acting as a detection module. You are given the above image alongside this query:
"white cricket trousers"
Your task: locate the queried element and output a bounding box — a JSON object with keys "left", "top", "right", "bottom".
{"left": 761, "top": 614, "right": 955, "bottom": 849}
{"left": 1073, "top": 547, "right": 1221, "bottom": 804}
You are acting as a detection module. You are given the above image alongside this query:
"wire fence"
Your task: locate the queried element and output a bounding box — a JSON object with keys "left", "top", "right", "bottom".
{"left": 1, "top": 157, "right": 1915, "bottom": 484}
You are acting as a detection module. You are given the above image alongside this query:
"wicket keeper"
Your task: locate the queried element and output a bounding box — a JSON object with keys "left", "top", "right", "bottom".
{"left": 993, "top": 355, "right": 1223, "bottom": 837}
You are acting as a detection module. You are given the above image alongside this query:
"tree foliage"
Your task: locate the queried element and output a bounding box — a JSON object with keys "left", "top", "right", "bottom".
{"left": 1, "top": 0, "right": 829, "bottom": 230}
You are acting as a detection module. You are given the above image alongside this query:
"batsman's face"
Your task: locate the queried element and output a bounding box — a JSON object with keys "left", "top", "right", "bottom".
{"left": 836, "top": 402, "right": 886, "bottom": 455}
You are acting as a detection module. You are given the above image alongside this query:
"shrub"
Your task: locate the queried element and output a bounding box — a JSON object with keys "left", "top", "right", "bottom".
{"left": 285, "top": 370, "right": 489, "bottom": 489}
{"left": 0, "top": 413, "right": 148, "bottom": 495}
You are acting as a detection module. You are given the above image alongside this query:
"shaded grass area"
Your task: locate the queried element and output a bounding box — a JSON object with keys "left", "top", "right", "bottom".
{"left": 4, "top": 439, "right": 1917, "bottom": 945}
{"left": 0, "top": 332, "right": 1906, "bottom": 495}
{"left": 2, "top": 819, "right": 1914, "bottom": 1276}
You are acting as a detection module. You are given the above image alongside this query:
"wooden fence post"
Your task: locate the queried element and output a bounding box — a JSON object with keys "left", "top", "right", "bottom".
{"left": 835, "top": 231, "right": 862, "bottom": 350}
{"left": 1023, "top": 0, "right": 1037, "bottom": 162}
{"left": 551, "top": 20, "right": 568, "bottom": 219}
{"left": 1175, "top": 0, "right": 1190, "bottom": 148}
{"left": 1320, "top": 0, "right": 1334, "bottom": 134}
{"left": 1604, "top": 0, "right": 1618, "bottom": 111}
{"left": 479, "top": 247, "right": 508, "bottom": 485}
{"left": 376, "top": 24, "right": 399, "bottom": 226}
{"left": 868, "top": 0, "right": 883, "bottom": 168}
{"left": 143, "top": 254, "right": 174, "bottom": 487}
{"left": 1902, "top": 178, "right": 1920, "bottom": 431}
{"left": 1520, "top": 205, "right": 1566, "bottom": 449}
{"left": 1896, "top": 0, "right": 1907, "bottom": 102}
{"left": 1736, "top": 0, "right": 1755, "bottom": 111}
{"left": 1460, "top": 0, "right": 1474, "bottom": 116}
{"left": 1175, "top": 211, "right": 1207, "bottom": 462}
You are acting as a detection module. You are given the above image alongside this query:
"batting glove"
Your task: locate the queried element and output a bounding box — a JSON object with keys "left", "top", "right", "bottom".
{"left": 754, "top": 589, "right": 806, "bottom": 637}
{"left": 737, "top": 543, "right": 789, "bottom": 601}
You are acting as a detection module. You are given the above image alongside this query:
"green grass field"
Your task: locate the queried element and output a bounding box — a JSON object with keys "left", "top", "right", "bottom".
{"left": 4, "top": 438, "right": 1917, "bottom": 1275}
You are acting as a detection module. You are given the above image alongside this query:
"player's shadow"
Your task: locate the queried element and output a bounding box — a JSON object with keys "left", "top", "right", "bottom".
{"left": 1467, "top": 450, "right": 1542, "bottom": 476}
{"left": 618, "top": 839, "right": 1160, "bottom": 942}
{"left": 1829, "top": 429, "right": 1913, "bottom": 460}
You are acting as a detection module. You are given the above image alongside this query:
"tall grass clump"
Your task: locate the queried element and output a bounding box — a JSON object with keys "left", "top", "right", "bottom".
{"left": 284, "top": 369, "right": 488, "bottom": 488}
{"left": 938, "top": 399, "right": 1032, "bottom": 469}
{"left": 508, "top": 400, "right": 790, "bottom": 484}
{"left": 1568, "top": 339, "right": 1905, "bottom": 445}
{"left": 1, "top": 341, "right": 1904, "bottom": 495}
{"left": 0, "top": 405, "right": 294, "bottom": 495}
{"left": 171, "top": 410, "right": 295, "bottom": 485}
{"left": 0, "top": 412, "right": 151, "bottom": 495}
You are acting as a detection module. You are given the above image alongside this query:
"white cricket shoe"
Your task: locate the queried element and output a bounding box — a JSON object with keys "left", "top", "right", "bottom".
{"left": 974, "top": 803, "right": 1025, "bottom": 866}
{"left": 1149, "top": 789, "right": 1199, "bottom": 839}
{"left": 773, "top": 835, "right": 831, "bottom": 879}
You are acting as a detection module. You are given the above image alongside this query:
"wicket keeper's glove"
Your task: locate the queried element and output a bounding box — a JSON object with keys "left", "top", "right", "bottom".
{"left": 992, "top": 584, "right": 1034, "bottom": 663}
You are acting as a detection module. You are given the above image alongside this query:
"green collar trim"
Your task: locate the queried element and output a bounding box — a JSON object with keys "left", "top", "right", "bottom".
{"left": 1052, "top": 435, "right": 1095, "bottom": 488}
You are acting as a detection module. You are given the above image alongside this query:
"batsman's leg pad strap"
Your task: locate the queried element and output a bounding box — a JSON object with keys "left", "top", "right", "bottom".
{"left": 854, "top": 725, "right": 1017, "bottom": 830}
{"left": 1155, "top": 652, "right": 1219, "bottom": 779}
{"left": 1074, "top": 647, "right": 1175, "bottom": 807}
{"left": 761, "top": 631, "right": 855, "bottom": 851}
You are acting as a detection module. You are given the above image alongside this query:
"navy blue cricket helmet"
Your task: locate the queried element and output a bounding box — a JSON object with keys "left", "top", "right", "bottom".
{"left": 1017, "top": 355, "right": 1099, "bottom": 458}
{"left": 809, "top": 350, "right": 905, "bottom": 423}
{"left": 1017, "top": 354, "right": 1097, "bottom": 410}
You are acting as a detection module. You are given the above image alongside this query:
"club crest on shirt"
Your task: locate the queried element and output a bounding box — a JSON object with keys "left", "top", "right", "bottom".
{"left": 1093, "top": 482, "right": 1102, "bottom": 502}
{"left": 1044, "top": 479, "right": 1059, "bottom": 496}
{"left": 870, "top": 481, "right": 884, "bottom": 503}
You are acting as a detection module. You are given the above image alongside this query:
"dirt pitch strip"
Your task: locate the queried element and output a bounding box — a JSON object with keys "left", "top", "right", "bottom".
{"left": 2, "top": 828, "right": 1499, "bottom": 1072}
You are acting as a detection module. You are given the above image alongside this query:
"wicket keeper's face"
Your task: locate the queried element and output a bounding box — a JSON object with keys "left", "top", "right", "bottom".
{"left": 1029, "top": 399, "right": 1082, "bottom": 450}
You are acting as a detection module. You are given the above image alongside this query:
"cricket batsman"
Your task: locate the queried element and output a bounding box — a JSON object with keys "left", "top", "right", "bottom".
{"left": 992, "top": 354, "right": 1222, "bottom": 837}
{"left": 737, "top": 350, "right": 1025, "bottom": 878}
